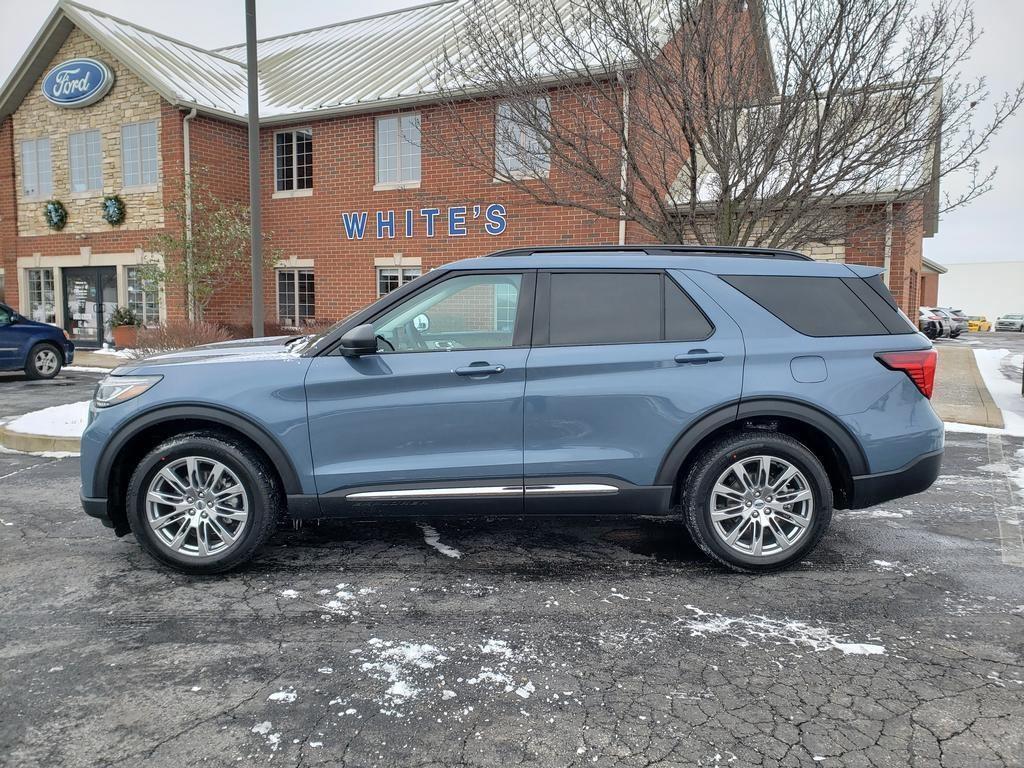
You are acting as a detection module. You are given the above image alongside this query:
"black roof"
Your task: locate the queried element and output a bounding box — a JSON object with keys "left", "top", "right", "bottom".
{"left": 483, "top": 244, "right": 812, "bottom": 261}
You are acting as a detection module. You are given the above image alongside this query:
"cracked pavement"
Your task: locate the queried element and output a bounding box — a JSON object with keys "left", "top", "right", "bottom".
{"left": 1, "top": 354, "right": 1023, "bottom": 767}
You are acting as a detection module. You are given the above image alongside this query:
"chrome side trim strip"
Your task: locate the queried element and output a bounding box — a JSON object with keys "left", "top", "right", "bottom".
{"left": 346, "top": 485, "right": 523, "bottom": 500}
{"left": 525, "top": 484, "right": 619, "bottom": 495}
{"left": 345, "top": 483, "right": 621, "bottom": 500}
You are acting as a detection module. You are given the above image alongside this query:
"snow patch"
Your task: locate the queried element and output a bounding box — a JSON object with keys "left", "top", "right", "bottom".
{"left": 418, "top": 523, "right": 462, "bottom": 558}
{"left": 842, "top": 509, "right": 905, "bottom": 519}
{"left": 973, "top": 349, "right": 1024, "bottom": 436}
{"left": 279, "top": 589, "right": 300, "bottom": 599}
{"left": 678, "top": 605, "right": 886, "bottom": 656}
{"left": 267, "top": 688, "right": 297, "bottom": 703}
{"left": 6, "top": 401, "right": 89, "bottom": 438}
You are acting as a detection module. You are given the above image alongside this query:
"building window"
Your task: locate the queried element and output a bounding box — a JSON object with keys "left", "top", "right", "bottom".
{"left": 20, "top": 138, "right": 52, "bottom": 198}
{"left": 27, "top": 268, "right": 56, "bottom": 324}
{"left": 122, "top": 121, "right": 158, "bottom": 187}
{"left": 495, "top": 97, "right": 551, "bottom": 179}
{"left": 375, "top": 114, "right": 420, "bottom": 186}
{"left": 275, "top": 129, "right": 313, "bottom": 192}
{"left": 277, "top": 269, "right": 315, "bottom": 327}
{"left": 495, "top": 282, "right": 518, "bottom": 332}
{"left": 69, "top": 130, "right": 102, "bottom": 193}
{"left": 377, "top": 266, "right": 421, "bottom": 297}
{"left": 126, "top": 266, "right": 160, "bottom": 326}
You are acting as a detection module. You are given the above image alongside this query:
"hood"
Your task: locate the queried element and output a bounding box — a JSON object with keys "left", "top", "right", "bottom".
{"left": 112, "top": 335, "right": 305, "bottom": 373}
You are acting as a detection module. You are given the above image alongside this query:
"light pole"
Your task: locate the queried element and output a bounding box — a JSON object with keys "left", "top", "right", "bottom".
{"left": 245, "top": 0, "right": 264, "bottom": 337}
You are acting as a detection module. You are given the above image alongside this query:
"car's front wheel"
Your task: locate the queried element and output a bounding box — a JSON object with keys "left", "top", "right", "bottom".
{"left": 682, "top": 431, "right": 833, "bottom": 572}
{"left": 25, "top": 343, "right": 62, "bottom": 379}
{"left": 126, "top": 432, "right": 281, "bottom": 574}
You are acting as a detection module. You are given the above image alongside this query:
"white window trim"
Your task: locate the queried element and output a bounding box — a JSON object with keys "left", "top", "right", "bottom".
{"left": 68, "top": 129, "right": 103, "bottom": 197}
{"left": 20, "top": 137, "right": 53, "bottom": 201}
{"left": 121, "top": 120, "right": 159, "bottom": 189}
{"left": 376, "top": 265, "right": 421, "bottom": 297}
{"left": 494, "top": 97, "right": 552, "bottom": 183}
{"left": 274, "top": 127, "right": 313, "bottom": 195}
{"left": 276, "top": 267, "right": 315, "bottom": 328}
{"left": 375, "top": 113, "right": 421, "bottom": 187}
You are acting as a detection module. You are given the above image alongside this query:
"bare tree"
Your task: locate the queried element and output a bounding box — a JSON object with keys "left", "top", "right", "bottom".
{"left": 427, "top": 0, "right": 1023, "bottom": 249}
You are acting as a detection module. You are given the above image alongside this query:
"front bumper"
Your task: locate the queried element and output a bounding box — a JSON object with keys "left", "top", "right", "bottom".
{"left": 848, "top": 449, "right": 943, "bottom": 509}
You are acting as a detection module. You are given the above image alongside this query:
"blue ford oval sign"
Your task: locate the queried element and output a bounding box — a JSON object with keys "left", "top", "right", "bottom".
{"left": 41, "top": 58, "right": 114, "bottom": 108}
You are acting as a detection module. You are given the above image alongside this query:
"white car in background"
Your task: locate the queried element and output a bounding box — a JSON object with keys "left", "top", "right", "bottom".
{"left": 995, "top": 313, "right": 1024, "bottom": 332}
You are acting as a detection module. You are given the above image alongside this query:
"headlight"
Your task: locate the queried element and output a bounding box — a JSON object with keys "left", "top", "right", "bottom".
{"left": 94, "top": 375, "right": 162, "bottom": 408}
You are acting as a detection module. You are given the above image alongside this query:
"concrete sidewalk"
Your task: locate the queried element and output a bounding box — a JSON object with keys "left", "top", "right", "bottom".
{"left": 72, "top": 350, "right": 124, "bottom": 369}
{"left": 931, "top": 346, "right": 1005, "bottom": 429}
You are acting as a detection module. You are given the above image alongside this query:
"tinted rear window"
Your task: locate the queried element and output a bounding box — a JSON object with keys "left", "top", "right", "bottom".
{"left": 723, "top": 275, "right": 912, "bottom": 337}
{"left": 546, "top": 272, "right": 712, "bottom": 345}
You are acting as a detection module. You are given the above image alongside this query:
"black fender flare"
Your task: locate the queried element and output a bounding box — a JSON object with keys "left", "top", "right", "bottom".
{"left": 95, "top": 404, "right": 302, "bottom": 495}
{"left": 655, "top": 398, "right": 868, "bottom": 486}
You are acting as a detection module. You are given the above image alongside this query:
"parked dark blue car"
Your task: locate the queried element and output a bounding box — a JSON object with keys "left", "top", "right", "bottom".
{"left": 0, "top": 302, "right": 74, "bottom": 379}
{"left": 80, "top": 246, "right": 942, "bottom": 574}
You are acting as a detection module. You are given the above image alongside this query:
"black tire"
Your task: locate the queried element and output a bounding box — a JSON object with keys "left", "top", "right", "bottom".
{"left": 24, "top": 342, "right": 62, "bottom": 380}
{"left": 681, "top": 431, "right": 833, "bottom": 572}
{"left": 126, "top": 431, "right": 281, "bottom": 574}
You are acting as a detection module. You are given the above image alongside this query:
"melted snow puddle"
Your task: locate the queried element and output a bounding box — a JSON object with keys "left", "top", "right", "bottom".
{"left": 678, "top": 605, "right": 886, "bottom": 656}
{"left": 417, "top": 523, "right": 462, "bottom": 558}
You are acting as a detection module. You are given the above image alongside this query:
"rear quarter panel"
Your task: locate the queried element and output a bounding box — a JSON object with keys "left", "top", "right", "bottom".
{"left": 684, "top": 266, "right": 944, "bottom": 474}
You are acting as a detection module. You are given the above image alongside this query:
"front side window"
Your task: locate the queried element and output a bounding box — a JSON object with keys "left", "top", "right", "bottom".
{"left": 495, "top": 97, "right": 551, "bottom": 179}
{"left": 545, "top": 272, "right": 712, "bottom": 346}
{"left": 377, "top": 266, "right": 421, "bottom": 297}
{"left": 275, "top": 129, "right": 313, "bottom": 192}
{"left": 0, "top": 304, "right": 12, "bottom": 325}
{"left": 126, "top": 266, "right": 160, "bottom": 326}
{"left": 375, "top": 114, "right": 421, "bottom": 185}
{"left": 122, "top": 121, "right": 158, "bottom": 187}
{"left": 69, "top": 130, "right": 102, "bottom": 192}
{"left": 277, "top": 268, "right": 315, "bottom": 327}
{"left": 21, "top": 138, "right": 52, "bottom": 198}
{"left": 373, "top": 273, "right": 522, "bottom": 353}
{"left": 27, "top": 268, "right": 56, "bottom": 324}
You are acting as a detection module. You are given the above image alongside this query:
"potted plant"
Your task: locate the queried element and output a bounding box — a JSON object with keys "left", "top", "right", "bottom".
{"left": 108, "top": 306, "right": 140, "bottom": 349}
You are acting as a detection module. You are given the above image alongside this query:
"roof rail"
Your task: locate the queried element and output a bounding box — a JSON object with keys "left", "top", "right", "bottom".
{"left": 483, "top": 244, "right": 812, "bottom": 261}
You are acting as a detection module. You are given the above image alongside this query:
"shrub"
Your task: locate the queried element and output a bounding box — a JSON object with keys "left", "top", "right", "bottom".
{"left": 108, "top": 306, "right": 140, "bottom": 328}
{"left": 128, "top": 321, "right": 232, "bottom": 359}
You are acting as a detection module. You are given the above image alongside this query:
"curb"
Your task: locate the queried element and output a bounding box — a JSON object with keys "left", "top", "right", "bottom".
{"left": 931, "top": 346, "right": 1005, "bottom": 430}
{"left": 0, "top": 425, "right": 81, "bottom": 454}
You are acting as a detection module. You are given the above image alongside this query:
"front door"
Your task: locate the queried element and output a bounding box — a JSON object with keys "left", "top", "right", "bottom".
{"left": 63, "top": 267, "right": 117, "bottom": 347}
{"left": 305, "top": 270, "right": 534, "bottom": 515}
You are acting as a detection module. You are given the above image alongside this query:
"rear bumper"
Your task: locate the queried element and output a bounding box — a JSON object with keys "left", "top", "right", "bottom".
{"left": 81, "top": 491, "right": 114, "bottom": 529}
{"left": 849, "top": 449, "right": 942, "bottom": 509}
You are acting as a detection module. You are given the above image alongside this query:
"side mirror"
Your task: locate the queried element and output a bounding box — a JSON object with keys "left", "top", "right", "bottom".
{"left": 338, "top": 323, "right": 378, "bottom": 357}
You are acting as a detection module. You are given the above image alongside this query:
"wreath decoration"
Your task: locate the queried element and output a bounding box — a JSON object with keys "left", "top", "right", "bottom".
{"left": 44, "top": 200, "right": 68, "bottom": 231}
{"left": 102, "top": 194, "right": 126, "bottom": 226}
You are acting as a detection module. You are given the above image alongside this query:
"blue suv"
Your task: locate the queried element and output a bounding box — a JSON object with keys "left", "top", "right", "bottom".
{"left": 80, "top": 246, "right": 943, "bottom": 574}
{"left": 0, "top": 302, "right": 74, "bottom": 379}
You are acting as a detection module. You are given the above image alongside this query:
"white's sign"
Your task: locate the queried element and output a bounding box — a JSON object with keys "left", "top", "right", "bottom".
{"left": 41, "top": 58, "right": 114, "bottom": 108}
{"left": 342, "top": 204, "right": 507, "bottom": 240}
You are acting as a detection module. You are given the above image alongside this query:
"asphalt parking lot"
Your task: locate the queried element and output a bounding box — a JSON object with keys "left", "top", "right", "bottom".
{"left": 1, "top": 339, "right": 1023, "bottom": 767}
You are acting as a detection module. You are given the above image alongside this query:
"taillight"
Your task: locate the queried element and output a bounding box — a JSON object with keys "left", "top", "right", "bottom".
{"left": 876, "top": 349, "right": 937, "bottom": 399}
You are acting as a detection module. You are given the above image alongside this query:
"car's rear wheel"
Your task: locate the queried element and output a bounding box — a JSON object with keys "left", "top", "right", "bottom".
{"left": 681, "top": 431, "right": 833, "bottom": 572}
{"left": 126, "top": 432, "right": 280, "bottom": 574}
{"left": 25, "top": 343, "right": 62, "bottom": 379}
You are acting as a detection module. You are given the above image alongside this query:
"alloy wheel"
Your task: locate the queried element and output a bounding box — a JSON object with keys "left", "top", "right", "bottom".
{"left": 145, "top": 456, "right": 249, "bottom": 558}
{"left": 34, "top": 348, "right": 59, "bottom": 376}
{"left": 709, "top": 455, "right": 814, "bottom": 557}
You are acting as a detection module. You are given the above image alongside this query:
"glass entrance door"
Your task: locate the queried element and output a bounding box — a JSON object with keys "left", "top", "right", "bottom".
{"left": 63, "top": 266, "right": 117, "bottom": 347}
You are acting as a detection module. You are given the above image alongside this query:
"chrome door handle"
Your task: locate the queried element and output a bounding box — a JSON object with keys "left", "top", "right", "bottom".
{"left": 674, "top": 350, "right": 724, "bottom": 365}
{"left": 454, "top": 364, "right": 506, "bottom": 376}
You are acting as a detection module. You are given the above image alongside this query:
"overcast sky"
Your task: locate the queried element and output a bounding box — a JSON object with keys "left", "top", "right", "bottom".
{"left": 1, "top": 0, "right": 1021, "bottom": 266}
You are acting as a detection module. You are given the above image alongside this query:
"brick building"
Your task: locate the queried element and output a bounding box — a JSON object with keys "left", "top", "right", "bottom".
{"left": 0, "top": 0, "right": 938, "bottom": 347}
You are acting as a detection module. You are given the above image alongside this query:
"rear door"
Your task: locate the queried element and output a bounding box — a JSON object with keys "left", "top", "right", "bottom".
{"left": 523, "top": 269, "right": 744, "bottom": 513}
